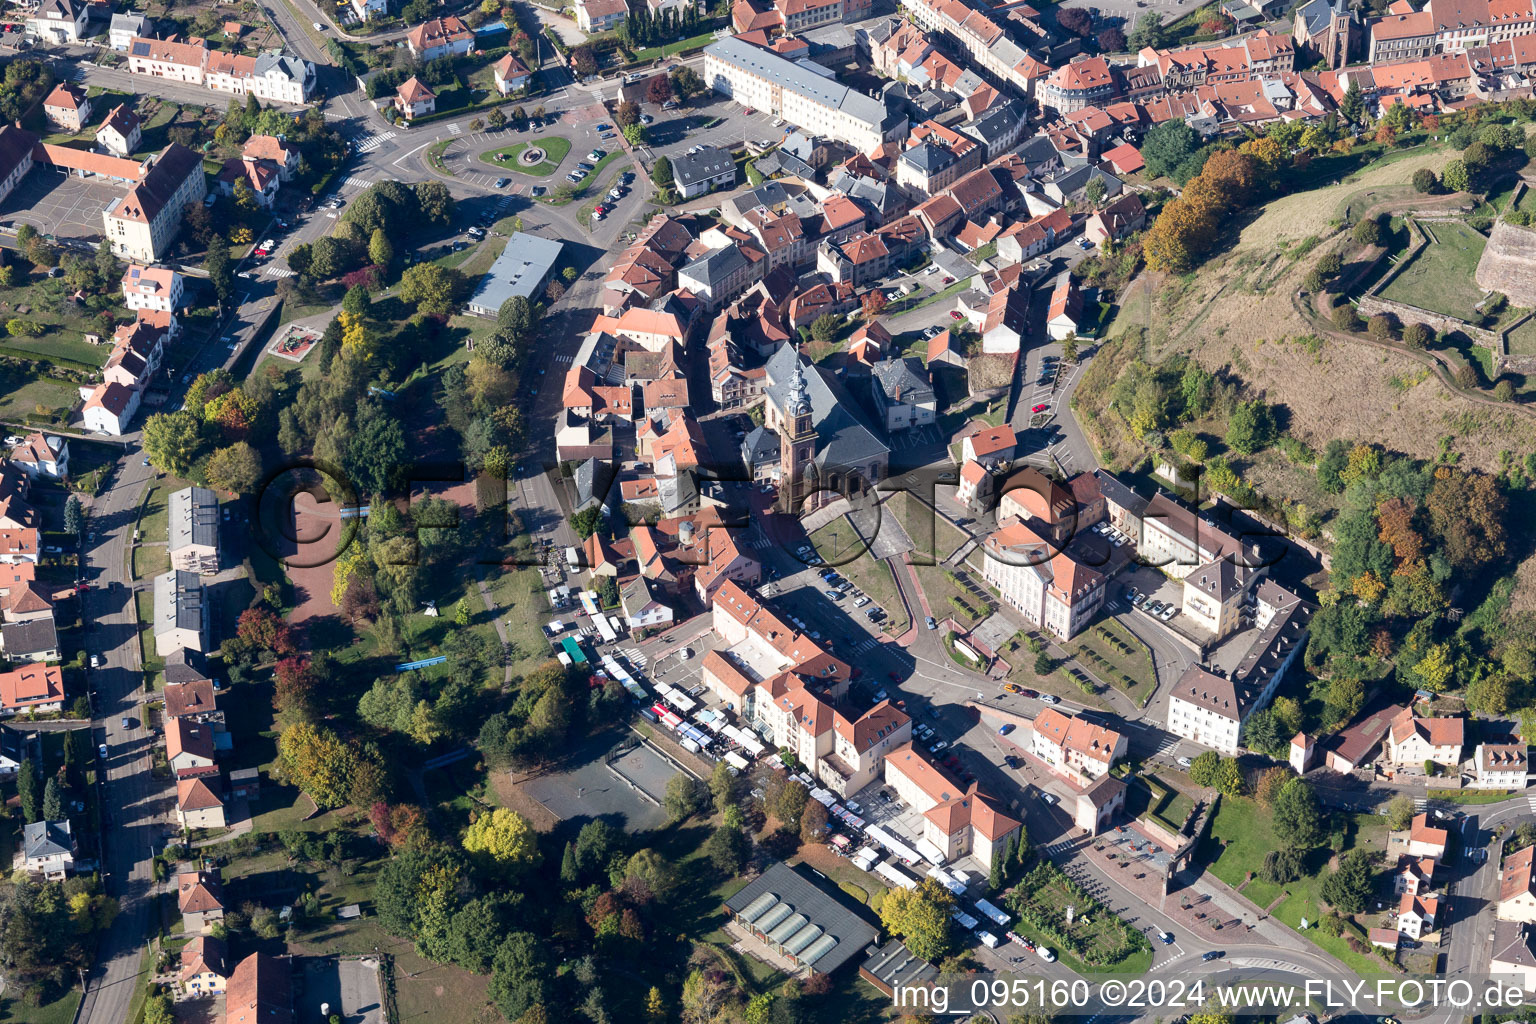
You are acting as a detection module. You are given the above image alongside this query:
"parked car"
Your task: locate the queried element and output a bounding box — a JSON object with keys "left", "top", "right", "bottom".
{"left": 1040, "top": 694, "right": 1059, "bottom": 704}
{"left": 925, "top": 616, "right": 937, "bottom": 629}
{"left": 89, "top": 655, "right": 100, "bottom": 668}
{"left": 1202, "top": 951, "right": 1225, "bottom": 962}
{"left": 1159, "top": 931, "right": 1174, "bottom": 945}
{"left": 1032, "top": 403, "right": 1048, "bottom": 413}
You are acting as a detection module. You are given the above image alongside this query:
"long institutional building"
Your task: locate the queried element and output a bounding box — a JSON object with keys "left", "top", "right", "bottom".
{"left": 703, "top": 35, "right": 907, "bottom": 153}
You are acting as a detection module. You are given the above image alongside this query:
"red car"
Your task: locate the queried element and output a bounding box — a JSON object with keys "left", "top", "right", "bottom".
{"left": 942, "top": 276, "right": 954, "bottom": 284}
{"left": 1031, "top": 403, "right": 1048, "bottom": 413}
{"left": 949, "top": 310, "right": 964, "bottom": 320}
{"left": 1021, "top": 688, "right": 1039, "bottom": 698}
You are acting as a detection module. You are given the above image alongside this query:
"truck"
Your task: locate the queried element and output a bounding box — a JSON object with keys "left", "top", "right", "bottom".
{"left": 975, "top": 898, "right": 1011, "bottom": 930}
{"left": 978, "top": 930, "right": 1000, "bottom": 949}
{"left": 951, "top": 909, "right": 980, "bottom": 931}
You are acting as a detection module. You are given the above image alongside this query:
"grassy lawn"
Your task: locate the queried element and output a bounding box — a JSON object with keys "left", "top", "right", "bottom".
{"left": 132, "top": 543, "right": 169, "bottom": 580}
{"left": 1378, "top": 220, "right": 1489, "bottom": 319}
{"left": 1507, "top": 317, "right": 1536, "bottom": 356}
{"left": 1203, "top": 794, "right": 1390, "bottom": 976}
{"left": 486, "top": 563, "right": 554, "bottom": 675}
{"left": 479, "top": 136, "right": 572, "bottom": 176}
{"left": 1143, "top": 775, "right": 1194, "bottom": 833}
{"left": 1428, "top": 787, "right": 1513, "bottom": 803}
{"left": 0, "top": 333, "right": 114, "bottom": 367}
{"left": 0, "top": 372, "right": 78, "bottom": 424}
{"left": 0, "top": 987, "right": 81, "bottom": 1024}
{"left": 630, "top": 30, "right": 716, "bottom": 61}
{"left": 1075, "top": 620, "right": 1156, "bottom": 706}
{"left": 134, "top": 589, "right": 164, "bottom": 683}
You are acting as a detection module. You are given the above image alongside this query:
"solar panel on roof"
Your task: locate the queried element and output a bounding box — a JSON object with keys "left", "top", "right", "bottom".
{"left": 800, "top": 933, "right": 839, "bottom": 964}
{"left": 768, "top": 912, "right": 809, "bottom": 945}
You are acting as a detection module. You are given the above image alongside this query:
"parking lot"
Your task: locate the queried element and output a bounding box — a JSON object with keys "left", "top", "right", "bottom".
{"left": 300, "top": 957, "right": 385, "bottom": 1024}
{"left": 642, "top": 93, "right": 781, "bottom": 165}
{"left": 0, "top": 168, "right": 121, "bottom": 247}
{"left": 521, "top": 734, "right": 676, "bottom": 831}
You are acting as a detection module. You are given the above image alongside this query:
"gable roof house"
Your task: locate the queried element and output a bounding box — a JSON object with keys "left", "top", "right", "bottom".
{"left": 883, "top": 743, "right": 1022, "bottom": 868}
{"left": 406, "top": 15, "right": 474, "bottom": 60}
{"left": 9, "top": 433, "right": 68, "bottom": 481}
{"left": 178, "top": 870, "right": 226, "bottom": 933}
{"left": 1384, "top": 707, "right": 1465, "bottom": 768}
{"left": 21, "top": 820, "right": 74, "bottom": 879}
{"left": 225, "top": 952, "right": 293, "bottom": 1024}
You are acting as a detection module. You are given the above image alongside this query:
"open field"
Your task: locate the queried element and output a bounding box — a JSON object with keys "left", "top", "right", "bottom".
{"left": 1378, "top": 220, "right": 1489, "bottom": 319}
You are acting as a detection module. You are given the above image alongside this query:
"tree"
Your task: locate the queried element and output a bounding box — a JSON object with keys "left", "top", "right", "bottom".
{"left": 17, "top": 760, "right": 40, "bottom": 822}
{"left": 1187, "top": 751, "right": 1220, "bottom": 786}
{"left": 861, "top": 289, "right": 887, "bottom": 320}
{"left": 879, "top": 879, "right": 954, "bottom": 961}
{"left": 1140, "top": 119, "right": 1197, "bottom": 180}
{"left": 1320, "top": 849, "right": 1374, "bottom": 912}
{"left": 1272, "top": 777, "right": 1324, "bottom": 850}
{"left": 413, "top": 181, "right": 455, "bottom": 225}
{"left": 702, "top": 823, "right": 748, "bottom": 875}
{"left": 651, "top": 156, "right": 673, "bottom": 187}
{"left": 1214, "top": 758, "right": 1245, "bottom": 796}
{"left": 615, "top": 100, "right": 640, "bottom": 127}
{"left": 663, "top": 774, "right": 707, "bottom": 822}
{"left": 709, "top": 759, "right": 737, "bottom": 814}
{"left": 41, "top": 777, "right": 63, "bottom": 821}
{"left": 205, "top": 235, "right": 234, "bottom": 305}
{"left": 1413, "top": 168, "right": 1437, "bottom": 193}
{"left": 1084, "top": 176, "right": 1108, "bottom": 209}
{"left": 1402, "top": 321, "right": 1432, "bottom": 348}
{"left": 799, "top": 800, "right": 829, "bottom": 844}
{"left": 1353, "top": 217, "right": 1382, "bottom": 246}
{"left": 671, "top": 66, "right": 703, "bottom": 98}
{"left": 464, "top": 808, "right": 541, "bottom": 873}
{"left": 646, "top": 75, "right": 673, "bottom": 105}
{"left": 645, "top": 987, "right": 667, "bottom": 1023}
{"left": 774, "top": 780, "right": 808, "bottom": 829}
{"left": 1056, "top": 6, "right": 1093, "bottom": 36}
{"left": 1225, "top": 399, "right": 1276, "bottom": 455}
{"left": 398, "top": 263, "right": 464, "bottom": 317}
{"left": 206, "top": 442, "right": 262, "bottom": 495}
{"left": 278, "top": 724, "right": 357, "bottom": 809}
{"left": 810, "top": 313, "right": 840, "bottom": 343}
{"left": 489, "top": 932, "right": 553, "bottom": 1022}
{"left": 1384, "top": 793, "right": 1416, "bottom": 832}
{"left": 1254, "top": 766, "right": 1290, "bottom": 807}
{"left": 572, "top": 45, "right": 598, "bottom": 77}
{"left": 1367, "top": 314, "right": 1395, "bottom": 340}
{"left": 1128, "top": 10, "right": 1166, "bottom": 48}
{"left": 1097, "top": 25, "right": 1126, "bottom": 51}
{"left": 63, "top": 495, "right": 83, "bottom": 537}
{"left": 142, "top": 411, "right": 203, "bottom": 476}
{"left": 1442, "top": 159, "right": 1471, "bottom": 193}
{"left": 570, "top": 506, "right": 603, "bottom": 539}
{"left": 1332, "top": 302, "right": 1362, "bottom": 332}
{"left": 1427, "top": 468, "right": 1507, "bottom": 571}
{"left": 1339, "top": 78, "right": 1364, "bottom": 125}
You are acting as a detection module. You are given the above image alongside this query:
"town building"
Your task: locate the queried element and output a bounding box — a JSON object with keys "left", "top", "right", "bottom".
{"left": 703, "top": 36, "right": 906, "bottom": 153}
{"left": 406, "top": 16, "right": 474, "bottom": 60}
{"left": 1030, "top": 707, "right": 1126, "bottom": 781}
{"left": 103, "top": 143, "right": 208, "bottom": 262}
{"left": 20, "top": 820, "right": 73, "bottom": 878}
{"left": 27, "top": 0, "right": 87, "bottom": 45}
{"left": 82, "top": 381, "right": 141, "bottom": 436}
{"left": 1384, "top": 707, "right": 1465, "bottom": 769}
{"left": 122, "top": 265, "right": 185, "bottom": 313}
{"left": 1500, "top": 844, "right": 1536, "bottom": 922}
{"left": 177, "top": 936, "right": 229, "bottom": 998}
{"left": 1389, "top": 812, "right": 1449, "bottom": 862}
{"left": 575, "top": 0, "right": 629, "bottom": 32}
{"left": 109, "top": 11, "right": 149, "bottom": 50}
{"left": 673, "top": 145, "right": 737, "bottom": 198}
{"left": 1491, "top": 921, "right": 1536, "bottom": 991}
{"left": 493, "top": 53, "right": 533, "bottom": 95}
{"left": 1476, "top": 743, "right": 1530, "bottom": 789}
{"left": 394, "top": 77, "right": 437, "bottom": 119}
{"left": 154, "top": 569, "right": 207, "bottom": 653}
{"left": 982, "top": 518, "right": 1106, "bottom": 640}
{"left": 1075, "top": 774, "right": 1127, "bottom": 834}
{"left": 761, "top": 344, "right": 889, "bottom": 495}
{"left": 0, "top": 663, "right": 64, "bottom": 714}
{"left": 178, "top": 870, "right": 226, "bottom": 933}
{"left": 9, "top": 433, "right": 68, "bottom": 481}
{"left": 466, "top": 233, "right": 564, "bottom": 316}
{"left": 723, "top": 862, "right": 879, "bottom": 976}
{"left": 1, "top": 617, "right": 59, "bottom": 662}
{"left": 241, "top": 135, "right": 301, "bottom": 181}
{"left": 869, "top": 358, "right": 936, "bottom": 433}
{"left": 126, "top": 38, "right": 315, "bottom": 104}
{"left": 169, "top": 486, "right": 220, "bottom": 575}
{"left": 225, "top": 952, "right": 292, "bottom": 1024}
{"left": 883, "top": 743, "right": 1022, "bottom": 868}
{"left": 43, "top": 83, "right": 90, "bottom": 133}
{"left": 167, "top": 717, "right": 217, "bottom": 776}
{"left": 176, "top": 775, "right": 226, "bottom": 828}
{"left": 97, "top": 104, "right": 143, "bottom": 158}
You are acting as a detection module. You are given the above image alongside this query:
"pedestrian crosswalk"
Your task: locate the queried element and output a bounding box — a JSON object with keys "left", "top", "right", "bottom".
{"left": 1151, "top": 734, "right": 1181, "bottom": 756}
{"left": 1526, "top": 795, "right": 1536, "bottom": 812}
{"left": 263, "top": 266, "right": 296, "bottom": 279}
{"left": 552, "top": 353, "right": 574, "bottom": 364}
{"left": 1044, "top": 840, "right": 1075, "bottom": 855}
{"left": 447, "top": 122, "right": 463, "bottom": 135}
{"left": 354, "top": 131, "right": 397, "bottom": 154}
{"left": 342, "top": 176, "right": 374, "bottom": 190}
{"left": 849, "top": 636, "right": 881, "bottom": 654}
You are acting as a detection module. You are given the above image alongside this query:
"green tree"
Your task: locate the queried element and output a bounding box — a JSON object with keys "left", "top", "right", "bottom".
{"left": 41, "top": 776, "right": 63, "bottom": 821}
{"left": 663, "top": 773, "right": 707, "bottom": 822}
{"left": 398, "top": 263, "right": 464, "bottom": 317}
{"left": 878, "top": 879, "right": 955, "bottom": 961}
{"left": 651, "top": 155, "right": 673, "bottom": 187}
{"left": 810, "top": 313, "right": 840, "bottom": 343}
{"left": 1226, "top": 399, "right": 1277, "bottom": 455}
{"left": 17, "top": 760, "right": 40, "bottom": 822}
{"left": 1187, "top": 751, "right": 1220, "bottom": 786}
{"left": 709, "top": 759, "right": 737, "bottom": 814}
{"left": 278, "top": 723, "right": 357, "bottom": 809}
{"left": 1384, "top": 793, "right": 1416, "bottom": 831}
{"left": 205, "top": 234, "right": 234, "bottom": 305}
{"left": 1352, "top": 217, "right": 1382, "bottom": 246}
{"left": 1214, "top": 758, "right": 1245, "bottom": 796}
{"left": 702, "top": 823, "right": 748, "bottom": 875}
{"left": 570, "top": 506, "right": 603, "bottom": 539}
{"left": 142, "top": 411, "right": 203, "bottom": 476}
{"left": 463, "top": 808, "right": 542, "bottom": 873}
{"left": 1339, "top": 78, "right": 1364, "bottom": 125}
{"left": 1272, "top": 777, "right": 1324, "bottom": 849}
{"left": 1412, "top": 168, "right": 1437, "bottom": 193}
{"left": 342, "top": 284, "right": 372, "bottom": 317}
{"left": 205, "top": 442, "right": 262, "bottom": 495}
{"left": 63, "top": 495, "right": 83, "bottom": 536}
{"left": 773, "top": 780, "right": 808, "bottom": 828}
{"left": 1140, "top": 118, "right": 1197, "bottom": 179}
{"left": 1320, "top": 849, "right": 1374, "bottom": 912}
{"left": 1442, "top": 159, "right": 1470, "bottom": 193}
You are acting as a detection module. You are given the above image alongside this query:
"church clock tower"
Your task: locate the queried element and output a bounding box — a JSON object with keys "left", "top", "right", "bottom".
{"left": 778, "top": 359, "right": 818, "bottom": 514}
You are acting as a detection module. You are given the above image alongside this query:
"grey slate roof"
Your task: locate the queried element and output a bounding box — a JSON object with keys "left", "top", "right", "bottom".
{"left": 966, "top": 100, "right": 1026, "bottom": 150}
{"left": 573, "top": 458, "right": 616, "bottom": 512}
{"left": 154, "top": 569, "right": 204, "bottom": 636}
{"left": 741, "top": 426, "right": 780, "bottom": 472}
{"left": 705, "top": 35, "right": 886, "bottom": 128}
{"left": 1092, "top": 469, "right": 1149, "bottom": 517}
{"left": 754, "top": 149, "right": 817, "bottom": 181}
{"left": 764, "top": 344, "right": 890, "bottom": 472}
{"left": 2, "top": 617, "right": 57, "bottom": 658}
{"left": 22, "top": 819, "right": 71, "bottom": 862}
{"left": 681, "top": 245, "right": 748, "bottom": 289}
{"left": 1295, "top": 0, "right": 1351, "bottom": 36}
{"left": 170, "top": 486, "right": 219, "bottom": 553}
{"left": 726, "top": 182, "right": 793, "bottom": 220}
{"left": 467, "top": 232, "right": 563, "bottom": 314}
{"left": 164, "top": 647, "right": 213, "bottom": 685}
{"left": 673, "top": 145, "right": 736, "bottom": 189}
{"left": 255, "top": 52, "right": 313, "bottom": 83}
{"left": 871, "top": 357, "right": 934, "bottom": 408}
{"left": 861, "top": 939, "right": 939, "bottom": 994}
{"left": 899, "top": 142, "right": 957, "bottom": 175}
{"left": 724, "top": 861, "right": 878, "bottom": 975}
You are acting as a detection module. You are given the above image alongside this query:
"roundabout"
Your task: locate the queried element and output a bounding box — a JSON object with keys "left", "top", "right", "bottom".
{"left": 477, "top": 136, "right": 573, "bottom": 176}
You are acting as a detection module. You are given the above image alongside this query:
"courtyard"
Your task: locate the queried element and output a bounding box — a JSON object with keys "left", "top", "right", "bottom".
{"left": 0, "top": 168, "right": 123, "bottom": 247}
{"left": 1378, "top": 220, "right": 1490, "bottom": 320}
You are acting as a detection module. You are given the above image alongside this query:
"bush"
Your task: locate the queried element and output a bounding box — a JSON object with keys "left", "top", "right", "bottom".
{"left": 1402, "top": 322, "right": 1432, "bottom": 348}
{"left": 1352, "top": 217, "right": 1381, "bottom": 246}
{"left": 1366, "top": 314, "right": 1395, "bottom": 340}
{"left": 1412, "top": 168, "right": 1437, "bottom": 193}
{"left": 1331, "top": 302, "right": 1362, "bottom": 332}
{"left": 1454, "top": 364, "right": 1478, "bottom": 388}
{"left": 1494, "top": 379, "right": 1517, "bottom": 401}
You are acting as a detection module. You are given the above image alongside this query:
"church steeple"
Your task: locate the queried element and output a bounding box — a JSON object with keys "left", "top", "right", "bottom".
{"left": 778, "top": 354, "right": 818, "bottom": 514}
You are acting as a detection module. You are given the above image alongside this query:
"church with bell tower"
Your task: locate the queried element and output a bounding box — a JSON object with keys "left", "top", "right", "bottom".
{"left": 778, "top": 361, "right": 817, "bottom": 513}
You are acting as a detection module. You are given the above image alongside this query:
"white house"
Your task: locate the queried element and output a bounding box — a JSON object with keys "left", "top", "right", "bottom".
{"left": 1029, "top": 707, "right": 1125, "bottom": 781}
{"left": 1492, "top": 921, "right": 1536, "bottom": 991}
{"left": 9, "top": 433, "right": 68, "bottom": 481}
{"left": 97, "top": 104, "right": 143, "bottom": 158}
{"left": 493, "top": 53, "right": 532, "bottom": 96}
{"left": 1476, "top": 743, "right": 1530, "bottom": 790}
{"left": 394, "top": 77, "right": 437, "bottom": 119}
{"left": 405, "top": 16, "right": 474, "bottom": 60}
{"left": 82, "top": 382, "right": 141, "bottom": 436}
{"left": 27, "top": 0, "right": 87, "bottom": 45}
{"left": 1500, "top": 845, "right": 1536, "bottom": 923}
{"left": 121, "top": 265, "right": 185, "bottom": 313}
{"left": 883, "top": 743, "right": 1022, "bottom": 869}
{"left": 575, "top": 0, "right": 629, "bottom": 32}
{"left": 981, "top": 518, "right": 1105, "bottom": 640}
{"left": 1385, "top": 707, "right": 1465, "bottom": 770}
{"left": 621, "top": 575, "right": 675, "bottom": 630}
{"left": 109, "top": 11, "right": 149, "bottom": 50}
{"left": 21, "top": 820, "right": 74, "bottom": 879}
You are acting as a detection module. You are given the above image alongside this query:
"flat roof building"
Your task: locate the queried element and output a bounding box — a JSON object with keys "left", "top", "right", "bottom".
{"left": 465, "top": 233, "right": 564, "bottom": 317}
{"left": 723, "top": 861, "right": 878, "bottom": 975}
